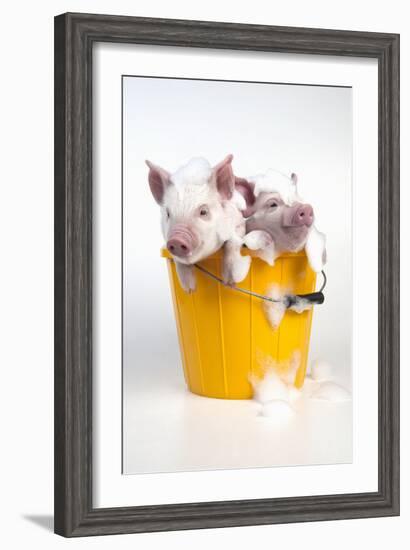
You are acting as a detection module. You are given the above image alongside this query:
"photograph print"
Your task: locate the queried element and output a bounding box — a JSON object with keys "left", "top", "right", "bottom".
{"left": 122, "top": 75, "right": 353, "bottom": 475}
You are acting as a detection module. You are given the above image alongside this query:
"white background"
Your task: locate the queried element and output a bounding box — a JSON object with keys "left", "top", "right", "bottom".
{"left": 122, "top": 76, "right": 353, "bottom": 474}
{"left": 0, "top": 1, "right": 407, "bottom": 549}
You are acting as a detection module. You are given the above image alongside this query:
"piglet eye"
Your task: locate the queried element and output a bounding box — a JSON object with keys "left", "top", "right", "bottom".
{"left": 166, "top": 208, "right": 170, "bottom": 219}
{"left": 268, "top": 201, "right": 278, "bottom": 209}
{"left": 199, "top": 205, "right": 209, "bottom": 217}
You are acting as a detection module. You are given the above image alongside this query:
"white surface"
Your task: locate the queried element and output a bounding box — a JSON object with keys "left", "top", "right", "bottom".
{"left": 1, "top": 1, "right": 408, "bottom": 549}
{"left": 94, "top": 40, "right": 378, "bottom": 507}
{"left": 124, "top": 361, "right": 352, "bottom": 473}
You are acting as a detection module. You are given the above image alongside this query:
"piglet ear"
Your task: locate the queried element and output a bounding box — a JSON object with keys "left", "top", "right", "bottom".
{"left": 145, "top": 160, "right": 171, "bottom": 204}
{"left": 235, "top": 177, "right": 255, "bottom": 206}
{"left": 213, "top": 154, "right": 235, "bottom": 200}
{"left": 235, "top": 177, "right": 256, "bottom": 217}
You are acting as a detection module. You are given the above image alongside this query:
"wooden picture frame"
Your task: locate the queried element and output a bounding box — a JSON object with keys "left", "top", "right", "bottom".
{"left": 54, "top": 12, "right": 400, "bottom": 537}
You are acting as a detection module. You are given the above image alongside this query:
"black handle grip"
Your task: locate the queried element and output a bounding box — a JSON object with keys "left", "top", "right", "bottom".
{"left": 296, "top": 291, "right": 325, "bottom": 305}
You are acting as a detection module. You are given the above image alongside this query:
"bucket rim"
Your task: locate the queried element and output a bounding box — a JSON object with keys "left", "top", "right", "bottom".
{"left": 160, "top": 247, "right": 307, "bottom": 260}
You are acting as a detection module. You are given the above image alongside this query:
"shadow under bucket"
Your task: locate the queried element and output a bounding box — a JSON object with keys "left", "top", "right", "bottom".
{"left": 162, "top": 249, "right": 317, "bottom": 399}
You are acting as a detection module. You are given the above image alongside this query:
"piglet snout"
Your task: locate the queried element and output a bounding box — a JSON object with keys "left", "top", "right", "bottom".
{"left": 167, "top": 239, "right": 191, "bottom": 257}
{"left": 284, "top": 203, "right": 314, "bottom": 228}
{"left": 167, "top": 225, "right": 197, "bottom": 258}
{"left": 294, "top": 204, "right": 314, "bottom": 227}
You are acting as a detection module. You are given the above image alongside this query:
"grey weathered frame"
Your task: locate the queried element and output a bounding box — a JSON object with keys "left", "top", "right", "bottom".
{"left": 54, "top": 12, "right": 400, "bottom": 537}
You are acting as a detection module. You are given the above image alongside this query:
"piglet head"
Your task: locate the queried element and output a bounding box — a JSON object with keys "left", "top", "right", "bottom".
{"left": 146, "top": 155, "right": 236, "bottom": 264}
{"left": 235, "top": 175, "right": 315, "bottom": 253}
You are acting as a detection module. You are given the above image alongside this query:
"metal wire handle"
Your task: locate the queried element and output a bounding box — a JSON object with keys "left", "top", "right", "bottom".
{"left": 194, "top": 263, "right": 327, "bottom": 306}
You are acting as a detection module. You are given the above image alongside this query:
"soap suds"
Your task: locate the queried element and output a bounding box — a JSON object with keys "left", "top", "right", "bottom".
{"left": 263, "top": 285, "right": 288, "bottom": 329}
{"left": 263, "top": 285, "right": 313, "bottom": 330}
{"left": 250, "top": 352, "right": 302, "bottom": 421}
{"left": 305, "top": 225, "right": 327, "bottom": 273}
{"left": 249, "top": 169, "right": 301, "bottom": 205}
{"left": 171, "top": 157, "right": 212, "bottom": 189}
{"left": 311, "top": 381, "right": 351, "bottom": 402}
{"left": 258, "top": 400, "right": 294, "bottom": 424}
{"left": 310, "top": 359, "right": 333, "bottom": 382}
{"left": 251, "top": 355, "right": 351, "bottom": 423}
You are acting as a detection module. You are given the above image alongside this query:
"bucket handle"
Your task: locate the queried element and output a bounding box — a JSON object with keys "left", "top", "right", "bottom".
{"left": 193, "top": 263, "right": 327, "bottom": 309}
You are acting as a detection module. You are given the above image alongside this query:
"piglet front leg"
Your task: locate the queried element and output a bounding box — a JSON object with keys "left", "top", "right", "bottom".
{"left": 175, "top": 262, "right": 196, "bottom": 292}
{"left": 243, "top": 230, "right": 276, "bottom": 266}
{"left": 222, "top": 238, "right": 251, "bottom": 285}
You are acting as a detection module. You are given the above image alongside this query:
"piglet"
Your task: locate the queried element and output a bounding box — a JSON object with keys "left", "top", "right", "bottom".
{"left": 235, "top": 170, "right": 326, "bottom": 272}
{"left": 146, "top": 155, "right": 251, "bottom": 292}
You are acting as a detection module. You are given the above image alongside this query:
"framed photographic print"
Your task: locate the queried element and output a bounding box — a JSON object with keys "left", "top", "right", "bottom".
{"left": 54, "top": 12, "right": 400, "bottom": 536}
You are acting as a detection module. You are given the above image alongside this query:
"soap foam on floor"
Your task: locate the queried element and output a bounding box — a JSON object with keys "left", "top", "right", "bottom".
{"left": 251, "top": 354, "right": 351, "bottom": 423}
{"left": 311, "top": 381, "right": 351, "bottom": 402}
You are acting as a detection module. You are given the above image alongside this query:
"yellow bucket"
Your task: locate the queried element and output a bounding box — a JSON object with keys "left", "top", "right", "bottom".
{"left": 162, "top": 249, "right": 317, "bottom": 399}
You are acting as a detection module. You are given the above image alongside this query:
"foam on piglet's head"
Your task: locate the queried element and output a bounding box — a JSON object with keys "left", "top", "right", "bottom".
{"left": 250, "top": 170, "right": 300, "bottom": 205}
{"left": 171, "top": 154, "right": 236, "bottom": 200}
{"left": 146, "top": 155, "right": 236, "bottom": 203}
{"left": 234, "top": 169, "right": 301, "bottom": 216}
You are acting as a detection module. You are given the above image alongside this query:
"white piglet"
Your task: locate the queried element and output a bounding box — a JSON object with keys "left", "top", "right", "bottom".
{"left": 146, "top": 155, "right": 251, "bottom": 292}
{"left": 235, "top": 170, "right": 327, "bottom": 273}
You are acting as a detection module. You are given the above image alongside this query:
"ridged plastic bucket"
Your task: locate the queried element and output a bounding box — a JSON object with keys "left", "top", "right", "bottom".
{"left": 162, "top": 249, "right": 316, "bottom": 399}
